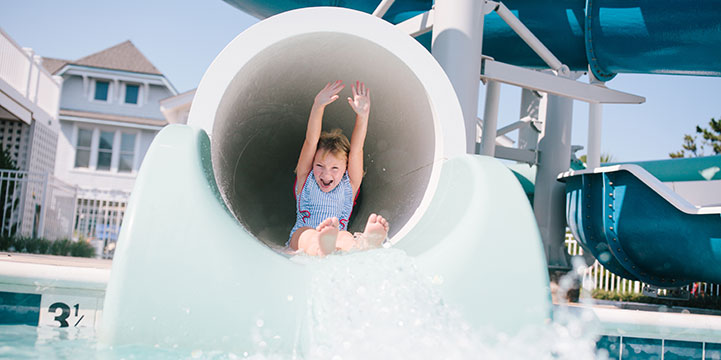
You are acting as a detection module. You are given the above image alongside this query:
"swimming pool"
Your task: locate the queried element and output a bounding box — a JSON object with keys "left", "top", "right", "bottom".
{"left": 2, "top": 250, "right": 721, "bottom": 359}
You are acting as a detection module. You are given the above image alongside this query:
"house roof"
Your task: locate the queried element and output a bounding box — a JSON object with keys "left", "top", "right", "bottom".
{"left": 40, "top": 57, "right": 70, "bottom": 75}
{"left": 59, "top": 109, "right": 168, "bottom": 128}
{"left": 41, "top": 40, "right": 162, "bottom": 75}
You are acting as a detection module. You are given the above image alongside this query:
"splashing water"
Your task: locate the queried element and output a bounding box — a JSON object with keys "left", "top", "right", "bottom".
{"left": 260, "top": 248, "right": 604, "bottom": 360}
{"left": 0, "top": 249, "right": 605, "bottom": 359}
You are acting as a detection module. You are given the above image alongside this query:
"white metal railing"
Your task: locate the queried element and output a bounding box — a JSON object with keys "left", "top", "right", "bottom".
{"left": 74, "top": 192, "right": 129, "bottom": 259}
{"left": 0, "top": 169, "right": 77, "bottom": 240}
{"left": 0, "top": 169, "right": 131, "bottom": 258}
{"left": 0, "top": 27, "right": 62, "bottom": 119}
{"left": 566, "top": 232, "right": 721, "bottom": 299}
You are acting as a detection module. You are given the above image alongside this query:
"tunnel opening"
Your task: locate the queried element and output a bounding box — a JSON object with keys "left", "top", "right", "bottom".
{"left": 210, "top": 32, "right": 438, "bottom": 247}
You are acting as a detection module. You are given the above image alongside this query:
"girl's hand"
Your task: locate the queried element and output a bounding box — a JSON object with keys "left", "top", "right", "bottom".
{"left": 314, "top": 80, "right": 344, "bottom": 106}
{"left": 347, "top": 81, "right": 370, "bottom": 118}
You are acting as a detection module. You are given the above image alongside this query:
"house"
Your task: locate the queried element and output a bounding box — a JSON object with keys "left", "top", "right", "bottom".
{"left": 41, "top": 40, "right": 179, "bottom": 252}
{"left": 43, "top": 40, "right": 178, "bottom": 195}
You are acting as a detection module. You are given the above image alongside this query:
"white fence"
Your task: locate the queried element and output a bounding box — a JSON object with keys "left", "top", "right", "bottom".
{"left": 74, "top": 194, "right": 129, "bottom": 258}
{"left": 565, "top": 232, "right": 721, "bottom": 298}
{"left": 0, "top": 169, "right": 129, "bottom": 258}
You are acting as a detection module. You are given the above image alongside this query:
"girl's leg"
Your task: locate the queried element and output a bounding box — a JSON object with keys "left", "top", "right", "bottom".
{"left": 294, "top": 218, "right": 340, "bottom": 256}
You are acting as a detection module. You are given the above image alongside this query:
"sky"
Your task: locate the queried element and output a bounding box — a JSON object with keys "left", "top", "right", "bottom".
{"left": 2, "top": 0, "right": 719, "bottom": 163}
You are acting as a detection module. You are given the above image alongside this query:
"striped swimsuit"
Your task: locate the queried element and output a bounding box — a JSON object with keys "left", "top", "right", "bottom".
{"left": 289, "top": 171, "right": 355, "bottom": 245}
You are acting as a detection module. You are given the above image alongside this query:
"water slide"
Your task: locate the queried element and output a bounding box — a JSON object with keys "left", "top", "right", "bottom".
{"left": 98, "top": 1, "right": 721, "bottom": 354}
{"left": 561, "top": 156, "right": 721, "bottom": 288}
{"left": 99, "top": 8, "right": 550, "bottom": 354}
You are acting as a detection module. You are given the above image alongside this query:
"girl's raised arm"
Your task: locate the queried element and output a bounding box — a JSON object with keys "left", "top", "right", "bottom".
{"left": 295, "top": 80, "right": 344, "bottom": 195}
{"left": 347, "top": 81, "right": 370, "bottom": 198}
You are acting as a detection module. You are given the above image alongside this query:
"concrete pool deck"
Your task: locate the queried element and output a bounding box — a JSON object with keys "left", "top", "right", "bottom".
{"left": 0, "top": 252, "right": 112, "bottom": 269}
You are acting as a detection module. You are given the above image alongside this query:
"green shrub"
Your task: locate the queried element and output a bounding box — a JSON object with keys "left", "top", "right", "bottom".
{"left": 12, "top": 237, "right": 27, "bottom": 253}
{"left": 69, "top": 240, "right": 95, "bottom": 258}
{"left": 49, "top": 239, "right": 72, "bottom": 256}
{"left": 0, "top": 235, "right": 12, "bottom": 251}
{"left": 37, "top": 239, "right": 51, "bottom": 254}
{"left": 0, "top": 236, "right": 95, "bottom": 258}
{"left": 23, "top": 237, "right": 45, "bottom": 254}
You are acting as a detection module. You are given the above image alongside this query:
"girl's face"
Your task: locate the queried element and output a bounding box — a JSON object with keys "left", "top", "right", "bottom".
{"left": 313, "top": 150, "right": 347, "bottom": 192}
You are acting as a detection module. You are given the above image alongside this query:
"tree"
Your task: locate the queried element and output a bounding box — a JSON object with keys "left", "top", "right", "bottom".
{"left": 670, "top": 117, "right": 721, "bottom": 158}
{"left": 579, "top": 153, "right": 614, "bottom": 164}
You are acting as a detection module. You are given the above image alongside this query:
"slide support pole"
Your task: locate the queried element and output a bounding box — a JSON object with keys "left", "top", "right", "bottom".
{"left": 534, "top": 93, "right": 573, "bottom": 271}
{"left": 480, "top": 80, "right": 501, "bottom": 156}
{"left": 431, "top": 0, "right": 485, "bottom": 153}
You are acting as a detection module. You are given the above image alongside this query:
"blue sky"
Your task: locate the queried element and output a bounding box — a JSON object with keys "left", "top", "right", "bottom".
{"left": 2, "top": 0, "right": 719, "bottom": 162}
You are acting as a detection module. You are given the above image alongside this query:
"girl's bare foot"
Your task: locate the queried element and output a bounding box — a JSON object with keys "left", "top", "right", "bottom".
{"left": 362, "top": 213, "right": 389, "bottom": 248}
{"left": 317, "top": 217, "right": 340, "bottom": 255}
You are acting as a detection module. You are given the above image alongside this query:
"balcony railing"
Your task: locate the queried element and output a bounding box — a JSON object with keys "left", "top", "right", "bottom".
{"left": 0, "top": 27, "right": 62, "bottom": 121}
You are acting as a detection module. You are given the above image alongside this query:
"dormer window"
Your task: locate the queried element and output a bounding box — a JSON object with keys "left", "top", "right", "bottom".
{"left": 94, "top": 80, "right": 110, "bottom": 101}
{"left": 124, "top": 84, "right": 140, "bottom": 105}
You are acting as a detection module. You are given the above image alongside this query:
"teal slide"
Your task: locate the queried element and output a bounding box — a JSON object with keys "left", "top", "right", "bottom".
{"left": 100, "top": 8, "right": 551, "bottom": 354}
{"left": 100, "top": 126, "right": 550, "bottom": 353}
{"left": 560, "top": 156, "right": 721, "bottom": 288}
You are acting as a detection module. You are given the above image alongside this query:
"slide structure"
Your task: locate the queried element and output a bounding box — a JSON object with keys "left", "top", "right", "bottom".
{"left": 99, "top": 8, "right": 550, "bottom": 354}
{"left": 224, "top": 0, "right": 721, "bottom": 81}
{"left": 98, "top": 1, "right": 721, "bottom": 354}
{"left": 560, "top": 156, "right": 721, "bottom": 288}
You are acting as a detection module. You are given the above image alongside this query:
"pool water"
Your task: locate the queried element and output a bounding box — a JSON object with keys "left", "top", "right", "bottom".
{"left": 0, "top": 249, "right": 611, "bottom": 359}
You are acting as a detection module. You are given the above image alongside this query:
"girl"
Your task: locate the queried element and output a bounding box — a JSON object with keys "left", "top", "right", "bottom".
{"left": 289, "top": 80, "right": 389, "bottom": 256}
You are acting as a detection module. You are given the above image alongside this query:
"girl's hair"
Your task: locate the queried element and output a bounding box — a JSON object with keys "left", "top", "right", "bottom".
{"left": 317, "top": 128, "right": 351, "bottom": 160}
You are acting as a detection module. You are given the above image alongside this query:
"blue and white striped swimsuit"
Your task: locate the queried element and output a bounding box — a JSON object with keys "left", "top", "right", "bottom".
{"left": 289, "top": 171, "right": 355, "bottom": 244}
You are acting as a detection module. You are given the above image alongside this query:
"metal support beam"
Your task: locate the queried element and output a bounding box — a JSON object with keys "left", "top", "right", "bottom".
{"left": 534, "top": 93, "right": 574, "bottom": 271}
{"left": 517, "top": 88, "right": 542, "bottom": 152}
{"left": 497, "top": 116, "right": 534, "bottom": 137}
{"left": 587, "top": 103, "right": 603, "bottom": 168}
{"left": 490, "top": 2, "right": 568, "bottom": 76}
{"left": 480, "top": 58, "right": 645, "bottom": 104}
{"left": 431, "top": 0, "right": 485, "bottom": 153}
{"left": 480, "top": 80, "right": 501, "bottom": 156}
{"left": 494, "top": 145, "right": 537, "bottom": 164}
{"left": 372, "top": 0, "right": 396, "bottom": 18}
{"left": 394, "top": 9, "right": 434, "bottom": 37}
{"left": 587, "top": 71, "right": 605, "bottom": 168}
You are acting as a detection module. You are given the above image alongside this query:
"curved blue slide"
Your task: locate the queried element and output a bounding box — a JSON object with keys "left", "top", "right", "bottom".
{"left": 561, "top": 156, "right": 721, "bottom": 288}
{"left": 223, "top": 0, "right": 721, "bottom": 80}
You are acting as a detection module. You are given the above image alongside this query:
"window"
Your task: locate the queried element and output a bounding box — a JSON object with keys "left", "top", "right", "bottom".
{"left": 75, "top": 128, "right": 92, "bottom": 168}
{"left": 94, "top": 80, "right": 110, "bottom": 101}
{"left": 97, "top": 131, "right": 114, "bottom": 171}
{"left": 73, "top": 127, "right": 137, "bottom": 173}
{"left": 118, "top": 133, "right": 136, "bottom": 173}
{"left": 125, "top": 84, "right": 140, "bottom": 104}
